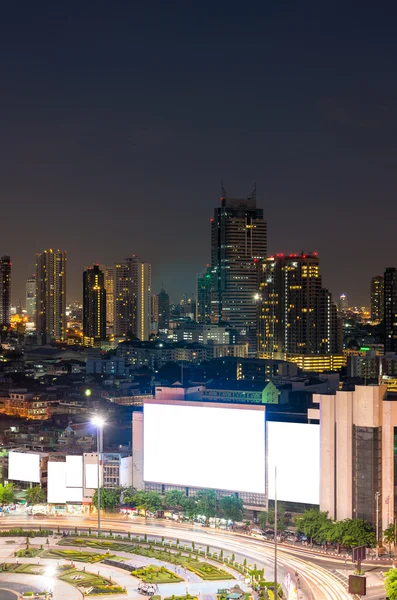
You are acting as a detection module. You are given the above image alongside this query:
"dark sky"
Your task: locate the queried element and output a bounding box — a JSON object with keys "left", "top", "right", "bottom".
{"left": 2, "top": 2, "right": 397, "bottom": 305}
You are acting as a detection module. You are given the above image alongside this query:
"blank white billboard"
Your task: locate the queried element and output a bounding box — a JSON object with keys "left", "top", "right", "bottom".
{"left": 8, "top": 451, "right": 40, "bottom": 483}
{"left": 47, "top": 461, "right": 67, "bottom": 504}
{"left": 85, "top": 463, "right": 98, "bottom": 489}
{"left": 267, "top": 422, "right": 320, "bottom": 505}
{"left": 66, "top": 456, "right": 83, "bottom": 488}
{"left": 144, "top": 403, "right": 265, "bottom": 493}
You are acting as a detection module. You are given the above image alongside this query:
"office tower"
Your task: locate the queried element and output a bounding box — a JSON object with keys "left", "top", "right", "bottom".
{"left": 196, "top": 266, "right": 212, "bottom": 323}
{"left": 339, "top": 293, "right": 348, "bottom": 312}
{"left": 114, "top": 256, "right": 151, "bottom": 340}
{"left": 0, "top": 256, "right": 11, "bottom": 328}
{"left": 158, "top": 288, "right": 170, "bottom": 332}
{"left": 151, "top": 294, "right": 159, "bottom": 334}
{"left": 259, "top": 253, "right": 341, "bottom": 360}
{"left": 26, "top": 275, "right": 36, "bottom": 319}
{"left": 371, "top": 275, "right": 384, "bottom": 322}
{"left": 83, "top": 265, "right": 106, "bottom": 346}
{"left": 36, "top": 249, "right": 67, "bottom": 341}
{"left": 211, "top": 189, "right": 267, "bottom": 353}
{"left": 384, "top": 268, "right": 397, "bottom": 353}
{"left": 99, "top": 265, "right": 114, "bottom": 333}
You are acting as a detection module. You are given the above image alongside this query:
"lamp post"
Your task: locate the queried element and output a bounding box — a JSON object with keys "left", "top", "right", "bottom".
{"left": 274, "top": 465, "right": 278, "bottom": 600}
{"left": 375, "top": 491, "right": 380, "bottom": 558}
{"left": 92, "top": 416, "right": 104, "bottom": 536}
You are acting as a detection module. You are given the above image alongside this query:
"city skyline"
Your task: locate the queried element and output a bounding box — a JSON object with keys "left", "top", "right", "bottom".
{"left": 2, "top": 4, "right": 397, "bottom": 305}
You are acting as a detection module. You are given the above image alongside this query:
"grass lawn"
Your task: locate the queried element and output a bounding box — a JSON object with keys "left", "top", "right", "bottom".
{"left": 43, "top": 549, "right": 116, "bottom": 563}
{"left": 15, "top": 548, "right": 42, "bottom": 558}
{"left": 133, "top": 565, "right": 183, "bottom": 583}
{"left": 2, "top": 563, "right": 44, "bottom": 575}
{"left": 59, "top": 538, "right": 136, "bottom": 552}
{"left": 60, "top": 538, "right": 234, "bottom": 581}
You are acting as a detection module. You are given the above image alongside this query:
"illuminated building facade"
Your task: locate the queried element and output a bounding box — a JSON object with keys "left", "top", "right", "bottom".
{"left": 114, "top": 256, "right": 151, "bottom": 340}
{"left": 339, "top": 293, "right": 348, "bottom": 312}
{"left": 370, "top": 275, "right": 384, "bottom": 322}
{"left": 151, "top": 294, "right": 159, "bottom": 334}
{"left": 26, "top": 275, "right": 36, "bottom": 319}
{"left": 157, "top": 288, "right": 169, "bottom": 332}
{"left": 210, "top": 191, "right": 267, "bottom": 353}
{"left": 103, "top": 265, "right": 114, "bottom": 333}
{"left": 36, "top": 249, "right": 67, "bottom": 341}
{"left": 259, "top": 253, "right": 341, "bottom": 364}
{"left": 0, "top": 255, "right": 11, "bottom": 328}
{"left": 83, "top": 265, "right": 106, "bottom": 346}
{"left": 196, "top": 266, "right": 212, "bottom": 323}
{"left": 384, "top": 267, "right": 397, "bottom": 353}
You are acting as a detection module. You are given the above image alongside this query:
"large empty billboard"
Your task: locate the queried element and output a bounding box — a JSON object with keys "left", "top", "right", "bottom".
{"left": 47, "top": 457, "right": 83, "bottom": 504}
{"left": 267, "top": 422, "right": 320, "bottom": 505}
{"left": 143, "top": 403, "right": 266, "bottom": 493}
{"left": 8, "top": 451, "right": 41, "bottom": 483}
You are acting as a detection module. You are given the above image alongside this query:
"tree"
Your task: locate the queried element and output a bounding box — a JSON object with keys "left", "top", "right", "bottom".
{"left": 92, "top": 488, "right": 121, "bottom": 511}
{"left": 259, "top": 507, "right": 288, "bottom": 533}
{"left": 384, "top": 523, "right": 395, "bottom": 552}
{"left": 333, "top": 519, "right": 375, "bottom": 549}
{"left": 25, "top": 486, "right": 45, "bottom": 506}
{"left": 295, "top": 509, "right": 331, "bottom": 546}
{"left": 0, "top": 483, "right": 15, "bottom": 506}
{"left": 181, "top": 496, "right": 198, "bottom": 520}
{"left": 196, "top": 489, "right": 218, "bottom": 525}
{"left": 385, "top": 568, "right": 397, "bottom": 600}
{"left": 164, "top": 490, "right": 186, "bottom": 511}
{"left": 120, "top": 486, "right": 136, "bottom": 506}
{"left": 219, "top": 495, "right": 243, "bottom": 522}
{"left": 133, "top": 491, "right": 163, "bottom": 517}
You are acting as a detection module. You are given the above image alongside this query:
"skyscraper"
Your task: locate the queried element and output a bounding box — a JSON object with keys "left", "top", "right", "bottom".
{"left": 196, "top": 266, "right": 212, "bottom": 323}
{"left": 100, "top": 265, "right": 114, "bottom": 333}
{"left": 26, "top": 275, "right": 36, "bottom": 320}
{"left": 114, "top": 256, "right": 151, "bottom": 340}
{"left": 384, "top": 268, "right": 397, "bottom": 353}
{"left": 36, "top": 249, "right": 67, "bottom": 341}
{"left": 339, "top": 293, "right": 348, "bottom": 312}
{"left": 158, "top": 288, "right": 170, "bottom": 332}
{"left": 0, "top": 256, "right": 11, "bottom": 328}
{"left": 211, "top": 190, "right": 267, "bottom": 353}
{"left": 83, "top": 265, "right": 106, "bottom": 346}
{"left": 371, "top": 275, "right": 384, "bottom": 322}
{"left": 259, "top": 253, "right": 341, "bottom": 359}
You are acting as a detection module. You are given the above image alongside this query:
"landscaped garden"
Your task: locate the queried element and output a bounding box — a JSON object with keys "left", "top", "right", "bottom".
{"left": 58, "top": 568, "right": 125, "bottom": 594}
{"left": 2, "top": 563, "right": 44, "bottom": 575}
{"left": 133, "top": 565, "right": 183, "bottom": 583}
{"left": 59, "top": 537, "right": 235, "bottom": 580}
{"left": 15, "top": 547, "right": 42, "bottom": 558}
{"left": 43, "top": 549, "right": 117, "bottom": 563}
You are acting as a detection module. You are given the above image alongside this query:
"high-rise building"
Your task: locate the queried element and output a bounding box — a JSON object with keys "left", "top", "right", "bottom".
{"left": 158, "top": 288, "right": 170, "bottom": 332}
{"left": 83, "top": 265, "right": 106, "bottom": 346}
{"left": 384, "top": 267, "right": 397, "bottom": 353}
{"left": 36, "top": 249, "right": 67, "bottom": 341}
{"left": 0, "top": 256, "right": 11, "bottom": 328}
{"left": 371, "top": 275, "right": 384, "bottom": 322}
{"left": 338, "top": 293, "right": 348, "bottom": 312}
{"left": 26, "top": 275, "right": 36, "bottom": 320}
{"left": 104, "top": 266, "right": 114, "bottom": 333}
{"left": 114, "top": 256, "right": 151, "bottom": 340}
{"left": 211, "top": 190, "right": 267, "bottom": 353}
{"left": 196, "top": 266, "right": 212, "bottom": 323}
{"left": 259, "top": 253, "right": 341, "bottom": 360}
{"left": 151, "top": 294, "right": 159, "bottom": 334}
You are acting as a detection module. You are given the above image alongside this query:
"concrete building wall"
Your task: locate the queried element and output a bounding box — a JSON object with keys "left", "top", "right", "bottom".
{"left": 319, "top": 394, "right": 336, "bottom": 519}
{"left": 132, "top": 412, "right": 144, "bottom": 490}
{"left": 335, "top": 391, "right": 353, "bottom": 520}
{"left": 382, "top": 400, "right": 397, "bottom": 531}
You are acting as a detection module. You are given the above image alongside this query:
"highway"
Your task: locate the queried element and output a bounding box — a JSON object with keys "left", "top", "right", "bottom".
{"left": 0, "top": 515, "right": 368, "bottom": 600}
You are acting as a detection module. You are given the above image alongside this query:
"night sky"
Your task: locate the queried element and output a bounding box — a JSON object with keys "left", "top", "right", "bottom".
{"left": 2, "top": 2, "right": 397, "bottom": 305}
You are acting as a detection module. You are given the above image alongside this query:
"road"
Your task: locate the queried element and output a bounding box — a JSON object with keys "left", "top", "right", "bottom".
{"left": 0, "top": 515, "right": 383, "bottom": 600}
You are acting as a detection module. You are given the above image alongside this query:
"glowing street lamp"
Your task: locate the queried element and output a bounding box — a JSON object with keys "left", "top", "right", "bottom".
{"left": 91, "top": 416, "right": 105, "bottom": 535}
{"left": 85, "top": 389, "right": 92, "bottom": 397}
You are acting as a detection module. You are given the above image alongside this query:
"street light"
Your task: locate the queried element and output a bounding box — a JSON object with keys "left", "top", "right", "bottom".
{"left": 92, "top": 416, "right": 105, "bottom": 536}
{"left": 85, "top": 389, "right": 92, "bottom": 397}
{"left": 375, "top": 491, "right": 380, "bottom": 559}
